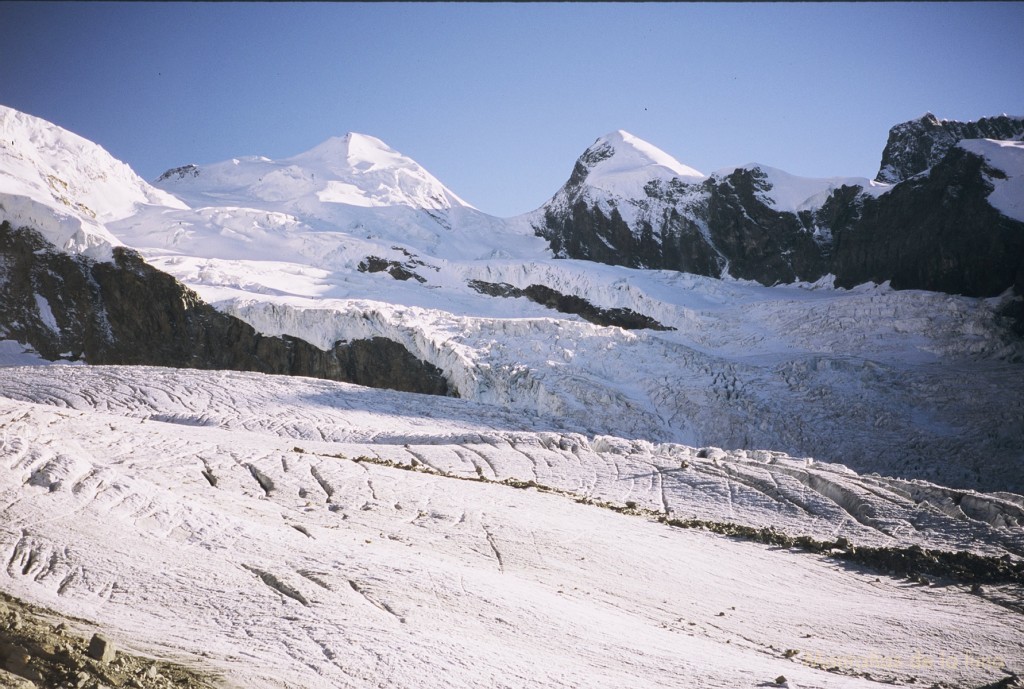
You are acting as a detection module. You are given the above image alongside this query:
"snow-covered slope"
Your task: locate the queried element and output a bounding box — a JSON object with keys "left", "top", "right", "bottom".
{"left": 148, "top": 132, "right": 536, "bottom": 261}
{"left": 959, "top": 138, "right": 1024, "bottom": 221}
{"left": 1, "top": 365, "right": 1021, "bottom": 689}
{"left": 0, "top": 105, "right": 186, "bottom": 259}
{"left": 157, "top": 132, "right": 470, "bottom": 211}
{"left": 575, "top": 129, "right": 705, "bottom": 198}
{"left": 712, "top": 163, "right": 888, "bottom": 213}
{"left": 535, "top": 129, "right": 707, "bottom": 229}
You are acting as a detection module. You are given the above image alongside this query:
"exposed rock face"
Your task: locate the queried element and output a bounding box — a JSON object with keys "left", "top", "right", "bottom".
{"left": 536, "top": 115, "right": 1024, "bottom": 298}
{"left": 538, "top": 167, "right": 839, "bottom": 287}
{"left": 537, "top": 134, "right": 726, "bottom": 276}
{"left": 703, "top": 167, "right": 830, "bottom": 285}
{"left": 834, "top": 146, "right": 1024, "bottom": 297}
{"left": 0, "top": 221, "right": 453, "bottom": 396}
{"left": 875, "top": 113, "right": 1024, "bottom": 184}
{"left": 467, "top": 279, "right": 674, "bottom": 330}
{"left": 357, "top": 255, "right": 427, "bottom": 283}
{"left": 155, "top": 163, "right": 200, "bottom": 183}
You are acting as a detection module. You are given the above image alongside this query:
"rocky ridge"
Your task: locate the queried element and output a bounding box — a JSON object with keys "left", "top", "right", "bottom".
{"left": 535, "top": 115, "right": 1024, "bottom": 298}
{"left": 875, "top": 112, "right": 1024, "bottom": 184}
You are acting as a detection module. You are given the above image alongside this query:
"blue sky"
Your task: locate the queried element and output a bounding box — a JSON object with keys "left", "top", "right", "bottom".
{"left": 2, "top": 2, "right": 1022, "bottom": 217}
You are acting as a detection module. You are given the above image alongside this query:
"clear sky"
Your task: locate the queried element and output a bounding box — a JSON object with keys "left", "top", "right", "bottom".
{"left": 2, "top": 2, "right": 1022, "bottom": 217}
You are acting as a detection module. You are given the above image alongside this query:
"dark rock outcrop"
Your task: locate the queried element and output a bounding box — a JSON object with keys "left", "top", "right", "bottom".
{"left": 538, "top": 168, "right": 836, "bottom": 287}
{"left": 468, "top": 279, "right": 673, "bottom": 330}
{"left": 875, "top": 112, "right": 1024, "bottom": 184}
{"left": 833, "top": 146, "right": 1024, "bottom": 297}
{"left": 540, "top": 201, "right": 672, "bottom": 270}
{"left": 0, "top": 590, "right": 217, "bottom": 689}
{"left": 155, "top": 164, "right": 200, "bottom": 183}
{"left": 0, "top": 221, "right": 453, "bottom": 396}
{"left": 536, "top": 115, "right": 1024, "bottom": 299}
{"left": 357, "top": 255, "right": 426, "bottom": 283}
{"left": 704, "top": 167, "right": 830, "bottom": 285}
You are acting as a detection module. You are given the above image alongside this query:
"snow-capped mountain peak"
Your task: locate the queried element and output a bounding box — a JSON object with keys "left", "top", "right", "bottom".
{"left": 593, "top": 129, "right": 705, "bottom": 178}
{"left": 154, "top": 131, "right": 474, "bottom": 212}
{"left": 288, "top": 132, "right": 403, "bottom": 172}
{"left": 573, "top": 129, "right": 705, "bottom": 199}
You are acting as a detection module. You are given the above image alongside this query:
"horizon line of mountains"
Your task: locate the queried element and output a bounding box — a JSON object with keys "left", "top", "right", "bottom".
{"left": 2, "top": 107, "right": 1023, "bottom": 397}
{"left": 155, "top": 111, "right": 1024, "bottom": 298}
{"left": 532, "top": 113, "right": 1024, "bottom": 298}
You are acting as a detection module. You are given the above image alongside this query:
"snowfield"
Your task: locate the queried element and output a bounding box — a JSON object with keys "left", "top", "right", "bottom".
{"left": 1, "top": 365, "right": 1022, "bottom": 689}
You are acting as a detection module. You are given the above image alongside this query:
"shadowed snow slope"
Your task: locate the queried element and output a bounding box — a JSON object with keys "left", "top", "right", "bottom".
{"left": 1, "top": 365, "right": 1022, "bottom": 689}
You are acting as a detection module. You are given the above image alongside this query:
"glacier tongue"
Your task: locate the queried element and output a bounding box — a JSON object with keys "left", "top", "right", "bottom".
{"left": 2, "top": 104, "right": 1024, "bottom": 689}
{"left": 1, "top": 365, "right": 1021, "bottom": 689}
{"left": 186, "top": 263, "right": 1024, "bottom": 494}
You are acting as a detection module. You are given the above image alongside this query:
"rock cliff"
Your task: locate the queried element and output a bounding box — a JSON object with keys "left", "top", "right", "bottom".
{"left": 535, "top": 116, "right": 1024, "bottom": 298}
{"left": 0, "top": 221, "right": 453, "bottom": 396}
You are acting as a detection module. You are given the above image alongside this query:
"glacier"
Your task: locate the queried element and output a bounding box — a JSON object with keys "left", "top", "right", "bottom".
{"left": 1, "top": 103, "right": 1023, "bottom": 688}
{"left": 1, "top": 364, "right": 1022, "bottom": 688}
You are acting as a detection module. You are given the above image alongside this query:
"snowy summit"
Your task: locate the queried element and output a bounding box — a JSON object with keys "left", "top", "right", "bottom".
{"left": 577, "top": 129, "right": 706, "bottom": 199}
{"left": 155, "top": 131, "right": 473, "bottom": 212}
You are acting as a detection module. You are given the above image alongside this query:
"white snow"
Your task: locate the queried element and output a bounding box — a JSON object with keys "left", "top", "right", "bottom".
{"left": 33, "top": 293, "right": 59, "bottom": 332}
{"left": 155, "top": 132, "right": 472, "bottom": 213}
{"left": 582, "top": 130, "right": 705, "bottom": 199}
{"left": 577, "top": 129, "right": 704, "bottom": 201}
{"left": 1, "top": 365, "right": 1021, "bottom": 689}
{"left": 0, "top": 340, "right": 54, "bottom": 367}
{"left": 0, "top": 105, "right": 186, "bottom": 260}
{"left": 534, "top": 130, "right": 710, "bottom": 229}
{"left": 2, "top": 104, "right": 1024, "bottom": 689}
{"left": 959, "top": 138, "right": 1024, "bottom": 221}
{"left": 712, "top": 164, "right": 891, "bottom": 212}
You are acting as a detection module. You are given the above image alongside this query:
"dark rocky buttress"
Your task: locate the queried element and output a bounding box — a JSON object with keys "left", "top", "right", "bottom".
{"left": 536, "top": 115, "right": 1024, "bottom": 299}
{"left": 875, "top": 113, "right": 1024, "bottom": 184}
{"left": 834, "top": 145, "right": 1024, "bottom": 297}
{"left": 0, "top": 221, "right": 454, "bottom": 396}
